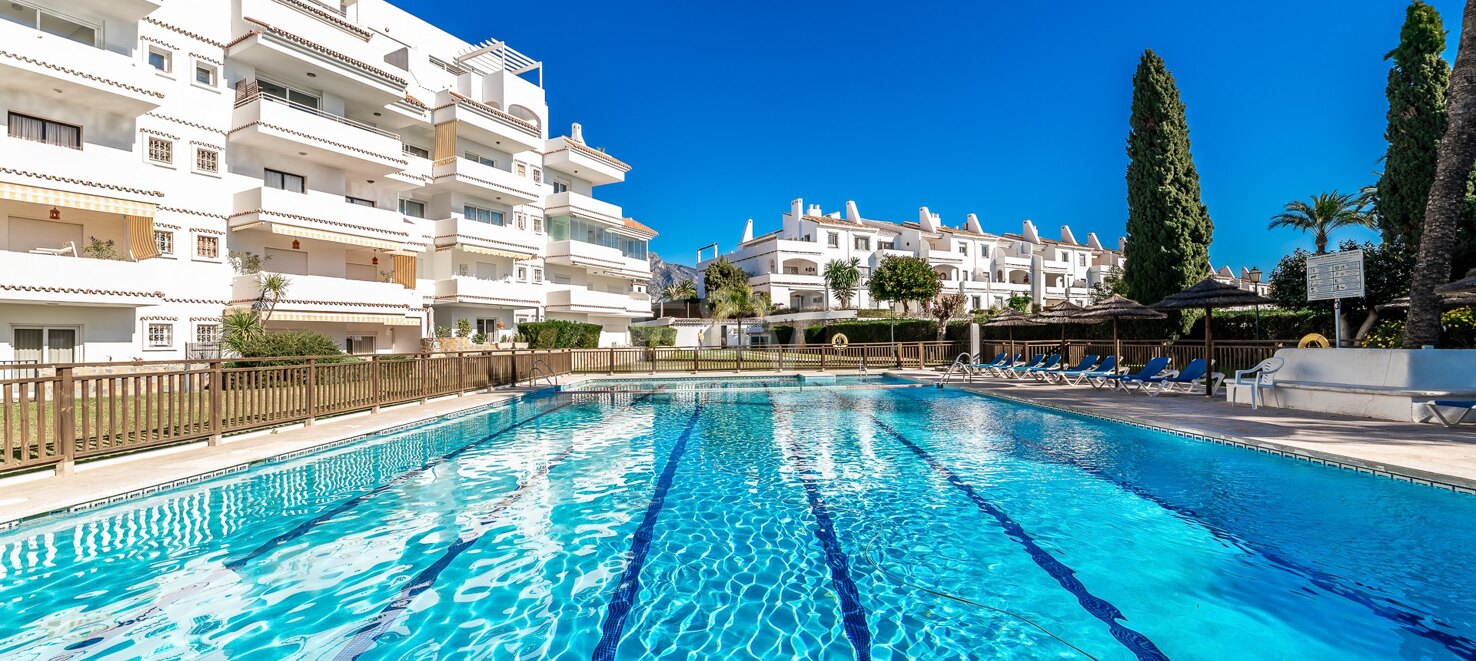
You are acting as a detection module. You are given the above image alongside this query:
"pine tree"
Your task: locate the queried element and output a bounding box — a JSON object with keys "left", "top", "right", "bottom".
{"left": 1123, "top": 50, "right": 1214, "bottom": 307}
{"left": 1375, "top": 1, "right": 1450, "bottom": 254}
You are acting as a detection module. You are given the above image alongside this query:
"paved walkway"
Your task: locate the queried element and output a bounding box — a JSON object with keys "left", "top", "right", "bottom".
{"left": 0, "top": 388, "right": 543, "bottom": 527}
{"left": 892, "top": 370, "right": 1476, "bottom": 493}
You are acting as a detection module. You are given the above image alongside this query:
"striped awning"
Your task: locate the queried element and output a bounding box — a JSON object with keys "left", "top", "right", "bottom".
{"left": 252, "top": 222, "right": 405, "bottom": 252}
{"left": 127, "top": 215, "right": 159, "bottom": 260}
{"left": 391, "top": 254, "right": 416, "bottom": 290}
{"left": 452, "top": 242, "right": 539, "bottom": 258}
{"left": 0, "top": 183, "right": 157, "bottom": 217}
{"left": 271, "top": 311, "right": 421, "bottom": 326}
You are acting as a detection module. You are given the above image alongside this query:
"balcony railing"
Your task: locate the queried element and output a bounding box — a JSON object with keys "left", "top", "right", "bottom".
{"left": 235, "top": 84, "right": 397, "bottom": 139}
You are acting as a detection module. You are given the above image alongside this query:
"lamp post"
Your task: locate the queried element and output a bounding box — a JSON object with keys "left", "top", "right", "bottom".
{"left": 1247, "top": 267, "right": 1263, "bottom": 340}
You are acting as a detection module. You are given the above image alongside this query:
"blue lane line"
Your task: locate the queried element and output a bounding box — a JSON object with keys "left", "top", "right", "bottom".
{"left": 895, "top": 391, "right": 1476, "bottom": 659}
{"left": 868, "top": 414, "right": 1169, "bottom": 661}
{"left": 223, "top": 399, "right": 576, "bottom": 572}
{"left": 335, "top": 393, "right": 655, "bottom": 660}
{"left": 591, "top": 403, "right": 704, "bottom": 661}
{"left": 767, "top": 394, "right": 873, "bottom": 661}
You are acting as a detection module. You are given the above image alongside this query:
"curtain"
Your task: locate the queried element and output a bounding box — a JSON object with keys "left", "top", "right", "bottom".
{"left": 7, "top": 113, "right": 43, "bottom": 141}
{"left": 433, "top": 122, "right": 456, "bottom": 162}
{"left": 392, "top": 255, "right": 416, "bottom": 289}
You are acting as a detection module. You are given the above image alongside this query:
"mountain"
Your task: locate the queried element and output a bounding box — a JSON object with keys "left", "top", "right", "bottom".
{"left": 648, "top": 252, "right": 701, "bottom": 293}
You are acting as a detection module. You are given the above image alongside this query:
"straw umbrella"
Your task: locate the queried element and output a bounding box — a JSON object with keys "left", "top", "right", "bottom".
{"left": 982, "top": 309, "right": 1043, "bottom": 359}
{"left": 1080, "top": 294, "right": 1167, "bottom": 363}
{"left": 1032, "top": 300, "right": 1103, "bottom": 361}
{"left": 1436, "top": 267, "right": 1476, "bottom": 293}
{"left": 1151, "top": 278, "right": 1276, "bottom": 397}
{"left": 1376, "top": 290, "right": 1476, "bottom": 312}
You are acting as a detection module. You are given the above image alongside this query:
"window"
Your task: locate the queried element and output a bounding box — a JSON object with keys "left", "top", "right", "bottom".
{"left": 533, "top": 268, "right": 543, "bottom": 283}
{"left": 153, "top": 230, "right": 174, "bottom": 256}
{"left": 516, "top": 266, "right": 528, "bottom": 280}
{"left": 1, "top": 3, "right": 98, "bottom": 47}
{"left": 194, "top": 147, "right": 218, "bottom": 174}
{"left": 1079, "top": 254, "right": 1087, "bottom": 266}
{"left": 958, "top": 243, "right": 968, "bottom": 255}
{"left": 264, "top": 169, "right": 305, "bottom": 193}
{"left": 147, "top": 47, "right": 171, "bottom": 73}
{"left": 256, "top": 79, "right": 319, "bottom": 109}
{"left": 146, "top": 136, "right": 173, "bottom": 165}
{"left": 464, "top": 205, "right": 503, "bottom": 225}
{"left": 464, "top": 151, "right": 495, "bottom": 167}
{"left": 532, "top": 216, "right": 543, "bottom": 233}
{"left": 532, "top": 168, "right": 542, "bottom": 184}
{"left": 7, "top": 112, "right": 80, "bottom": 149}
{"left": 147, "top": 323, "right": 173, "bottom": 349}
{"left": 515, "top": 212, "right": 526, "bottom": 230}
{"left": 515, "top": 163, "right": 527, "bottom": 177}
{"left": 403, "top": 144, "right": 429, "bottom": 159}
{"left": 399, "top": 199, "right": 425, "bottom": 218}
{"left": 195, "top": 234, "right": 219, "bottom": 259}
{"left": 13, "top": 327, "right": 78, "bottom": 364}
{"left": 346, "top": 335, "right": 376, "bottom": 355}
{"left": 194, "top": 324, "right": 220, "bottom": 344}
{"left": 346, "top": 196, "right": 375, "bottom": 207}
{"left": 194, "top": 63, "right": 217, "bottom": 87}
{"left": 854, "top": 236, "right": 871, "bottom": 250}
{"left": 551, "top": 180, "right": 569, "bottom": 194}
{"left": 827, "top": 232, "right": 839, "bottom": 248}
{"left": 474, "top": 318, "right": 500, "bottom": 336}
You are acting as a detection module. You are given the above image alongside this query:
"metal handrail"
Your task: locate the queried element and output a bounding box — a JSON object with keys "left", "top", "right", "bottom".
{"left": 235, "top": 89, "right": 400, "bottom": 140}
{"left": 526, "top": 359, "right": 557, "bottom": 388}
{"left": 940, "top": 353, "right": 973, "bottom": 384}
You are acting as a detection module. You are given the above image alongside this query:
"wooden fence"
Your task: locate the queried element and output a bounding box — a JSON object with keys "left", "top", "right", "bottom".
{"left": 981, "top": 339, "right": 1292, "bottom": 373}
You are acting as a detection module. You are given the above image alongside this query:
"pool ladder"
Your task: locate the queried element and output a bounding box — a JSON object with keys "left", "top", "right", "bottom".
{"left": 525, "top": 359, "right": 558, "bottom": 388}
{"left": 940, "top": 353, "right": 974, "bottom": 385}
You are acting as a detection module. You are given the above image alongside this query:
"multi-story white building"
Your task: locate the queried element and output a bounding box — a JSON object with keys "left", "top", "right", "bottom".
{"left": 697, "top": 198, "right": 1123, "bottom": 313}
{"left": 0, "top": 0, "right": 653, "bottom": 364}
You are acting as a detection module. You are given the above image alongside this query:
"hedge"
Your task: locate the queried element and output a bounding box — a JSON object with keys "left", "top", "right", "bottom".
{"left": 231, "top": 330, "right": 349, "bottom": 367}
{"left": 630, "top": 326, "right": 677, "bottom": 347}
{"left": 518, "top": 320, "right": 601, "bottom": 348}
{"left": 768, "top": 319, "right": 973, "bottom": 345}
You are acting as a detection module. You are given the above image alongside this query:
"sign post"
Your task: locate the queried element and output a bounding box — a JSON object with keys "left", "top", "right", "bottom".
{"left": 1305, "top": 250, "right": 1366, "bottom": 348}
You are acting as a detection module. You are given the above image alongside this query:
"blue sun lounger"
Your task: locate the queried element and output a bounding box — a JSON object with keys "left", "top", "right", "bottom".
{"left": 1137, "top": 358, "right": 1221, "bottom": 396}
{"left": 998, "top": 354, "right": 1044, "bottom": 377}
{"left": 1091, "top": 356, "right": 1170, "bottom": 390}
{"left": 1043, "top": 355, "right": 1099, "bottom": 383}
{"left": 1427, "top": 400, "right": 1476, "bottom": 427}
{"left": 1007, "top": 354, "right": 1058, "bottom": 378}
{"left": 981, "top": 353, "right": 1023, "bottom": 377}
{"left": 1056, "top": 355, "right": 1116, "bottom": 385}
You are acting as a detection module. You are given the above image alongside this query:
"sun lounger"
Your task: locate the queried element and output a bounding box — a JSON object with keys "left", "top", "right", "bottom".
{"left": 966, "top": 352, "right": 1008, "bottom": 376}
{"left": 1005, "top": 354, "right": 1054, "bottom": 379}
{"left": 1428, "top": 400, "right": 1476, "bottom": 427}
{"left": 1140, "top": 358, "right": 1222, "bottom": 396}
{"left": 1043, "top": 355, "right": 1099, "bottom": 383}
{"left": 1091, "top": 356, "right": 1170, "bottom": 390}
{"left": 1058, "top": 355, "right": 1116, "bottom": 385}
{"left": 1022, "top": 354, "right": 1069, "bottom": 380}
{"left": 981, "top": 353, "right": 1024, "bottom": 377}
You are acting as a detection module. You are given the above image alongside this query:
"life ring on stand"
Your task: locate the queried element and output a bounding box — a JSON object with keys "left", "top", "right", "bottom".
{"left": 831, "top": 334, "right": 850, "bottom": 349}
{"left": 1297, "top": 333, "right": 1330, "bottom": 348}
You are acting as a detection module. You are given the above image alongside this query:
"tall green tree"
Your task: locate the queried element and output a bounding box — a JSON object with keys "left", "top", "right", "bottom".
{"left": 1122, "top": 49, "right": 1214, "bottom": 307}
{"left": 702, "top": 257, "right": 748, "bottom": 297}
{"left": 1376, "top": 1, "right": 1450, "bottom": 253}
{"left": 1268, "top": 191, "right": 1374, "bottom": 254}
{"left": 822, "top": 257, "right": 862, "bottom": 309}
{"left": 1407, "top": 0, "right": 1476, "bottom": 347}
{"left": 868, "top": 255, "right": 942, "bottom": 314}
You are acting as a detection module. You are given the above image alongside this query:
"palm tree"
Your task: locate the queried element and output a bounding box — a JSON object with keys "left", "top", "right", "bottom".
{"left": 1407, "top": 0, "right": 1476, "bottom": 347}
{"left": 660, "top": 279, "right": 698, "bottom": 317}
{"left": 257, "top": 272, "right": 291, "bottom": 326}
{"left": 220, "top": 309, "right": 262, "bottom": 357}
{"left": 822, "top": 258, "right": 862, "bottom": 309}
{"left": 1268, "top": 191, "right": 1373, "bottom": 254}
{"left": 709, "top": 282, "right": 773, "bottom": 345}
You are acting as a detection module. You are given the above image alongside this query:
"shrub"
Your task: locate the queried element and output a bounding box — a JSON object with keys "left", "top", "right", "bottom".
{"left": 471, "top": 332, "right": 488, "bottom": 345}
{"left": 518, "top": 320, "right": 602, "bottom": 348}
{"left": 630, "top": 326, "right": 677, "bottom": 347}
{"left": 433, "top": 325, "right": 452, "bottom": 339}
{"left": 230, "top": 330, "right": 348, "bottom": 366}
{"left": 455, "top": 319, "right": 472, "bottom": 338}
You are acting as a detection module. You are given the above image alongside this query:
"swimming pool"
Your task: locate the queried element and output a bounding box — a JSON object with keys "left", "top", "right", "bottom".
{"left": 1, "top": 380, "right": 1474, "bottom": 659}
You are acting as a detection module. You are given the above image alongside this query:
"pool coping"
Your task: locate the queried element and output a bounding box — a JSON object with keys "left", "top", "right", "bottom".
{"left": 940, "top": 380, "right": 1476, "bottom": 495}
{"left": 0, "top": 388, "right": 552, "bottom": 531}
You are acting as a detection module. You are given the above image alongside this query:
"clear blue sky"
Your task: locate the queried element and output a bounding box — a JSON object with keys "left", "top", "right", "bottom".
{"left": 391, "top": 0, "right": 1465, "bottom": 269}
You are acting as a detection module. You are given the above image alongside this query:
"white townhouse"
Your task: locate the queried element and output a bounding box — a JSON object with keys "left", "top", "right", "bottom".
{"left": 697, "top": 198, "right": 1124, "bottom": 313}
{"left": 0, "top": 0, "right": 654, "bottom": 365}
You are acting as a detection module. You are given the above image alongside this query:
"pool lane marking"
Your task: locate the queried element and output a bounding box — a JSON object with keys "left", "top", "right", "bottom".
{"left": 53, "top": 397, "right": 582, "bottom": 659}
{"left": 331, "top": 393, "right": 658, "bottom": 660}
{"left": 895, "top": 390, "right": 1476, "bottom": 660}
{"left": 767, "top": 393, "right": 874, "bottom": 661}
{"left": 859, "top": 409, "right": 1169, "bottom": 661}
{"left": 591, "top": 402, "right": 703, "bottom": 661}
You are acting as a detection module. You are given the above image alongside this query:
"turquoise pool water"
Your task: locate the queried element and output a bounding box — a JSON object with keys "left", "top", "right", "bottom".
{"left": 1, "top": 382, "right": 1474, "bottom": 659}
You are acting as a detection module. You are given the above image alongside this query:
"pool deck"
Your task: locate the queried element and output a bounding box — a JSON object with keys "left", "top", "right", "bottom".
{"left": 893, "top": 369, "right": 1476, "bottom": 493}
{"left": 0, "top": 387, "right": 545, "bottom": 528}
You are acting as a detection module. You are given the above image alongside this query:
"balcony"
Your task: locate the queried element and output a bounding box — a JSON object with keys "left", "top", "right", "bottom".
{"left": 923, "top": 248, "right": 965, "bottom": 265}
{"left": 546, "top": 288, "right": 650, "bottom": 318}
{"left": 71, "top": 0, "right": 162, "bottom": 22}
{"left": 231, "top": 186, "right": 414, "bottom": 251}
{"left": 543, "top": 137, "right": 629, "bottom": 185}
{"left": 0, "top": 20, "right": 164, "bottom": 115}
{"left": 0, "top": 251, "right": 165, "bottom": 306}
{"left": 752, "top": 272, "right": 825, "bottom": 289}
{"left": 544, "top": 191, "right": 624, "bottom": 224}
{"left": 227, "top": 19, "right": 406, "bottom": 106}
{"left": 432, "top": 277, "right": 544, "bottom": 308}
{"left": 425, "top": 157, "right": 543, "bottom": 205}
{"left": 432, "top": 91, "right": 544, "bottom": 154}
{"left": 231, "top": 273, "right": 420, "bottom": 324}
{"left": 546, "top": 240, "right": 650, "bottom": 279}
{"left": 431, "top": 216, "right": 543, "bottom": 259}
{"left": 0, "top": 136, "right": 160, "bottom": 203}
{"left": 773, "top": 239, "right": 826, "bottom": 257}
{"left": 230, "top": 90, "right": 406, "bottom": 175}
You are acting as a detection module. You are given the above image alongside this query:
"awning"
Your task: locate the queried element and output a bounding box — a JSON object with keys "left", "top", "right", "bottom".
{"left": 248, "top": 222, "right": 405, "bottom": 252}
{"left": 271, "top": 311, "right": 420, "bottom": 326}
{"left": 449, "top": 242, "right": 540, "bottom": 259}
{"left": 391, "top": 254, "right": 416, "bottom": 289}
{"left": 127, "top": 215, "right": 159, "bottom": 260}
{"left": 0, "top": 183, "right": 157, "bottom": 217}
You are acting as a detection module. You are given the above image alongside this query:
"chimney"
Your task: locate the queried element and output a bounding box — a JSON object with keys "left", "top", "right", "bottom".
{"left": 1118, "top": 237, "right": 1127, "bottom": 252}
{"left": 965, "top": 213, "right": 984, "bottom": 234}
{"left": 845, "top": 200, "right": 860, "bottom": 223}
{"left": 919, "top": 206, "right": 938, "bottom": 232}
{"left": 808, "top": 203, "right": 822, "bottom": 217}
{"left": 570, "top": 122, "right": 584, "bottom": 144}
{"left": 791, "top": 198, "right": 804, "bottom": 221}
{"left": 741, "top": 218, "right": 753, "bottom": 243}
{"left": 1022, "top": 220, "right": 1040, "bottom": 243}
{"left": 1086, "top": 232, "right": 1104, "bottom": 250}
{"left": 1060, "top": 225, "right": 1078, "bottom": 246}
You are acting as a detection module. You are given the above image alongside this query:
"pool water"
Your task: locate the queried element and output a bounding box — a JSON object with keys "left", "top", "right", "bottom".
{"left": 557, "top": 373, "right": 917, "bottom": 391}
{"left": 1, "top": 383, "right": 1475, "bottom": 659}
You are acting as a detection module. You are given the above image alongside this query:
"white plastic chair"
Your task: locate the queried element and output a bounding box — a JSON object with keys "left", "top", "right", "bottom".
{"left": 30, "top": 241, "right": 76, "bottom": 257}
{"left": 1233, "top": 357, "right": 1284, "bottom": 409}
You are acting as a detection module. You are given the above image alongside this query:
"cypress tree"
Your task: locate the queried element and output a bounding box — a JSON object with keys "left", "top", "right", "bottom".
{"left": 1123, "top": 50, "right": 1214, "bottom": 307}
{"left": 1375, "top": 1, "right": 1450, "bottom": 253}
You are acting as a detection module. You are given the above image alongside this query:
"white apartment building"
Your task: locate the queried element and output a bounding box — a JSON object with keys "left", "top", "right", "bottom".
{"left": 697, "top": 198, "right": 1124, "bottom": 313}
{"left": 0, "top": 0, "right": 654, "bottom": 365}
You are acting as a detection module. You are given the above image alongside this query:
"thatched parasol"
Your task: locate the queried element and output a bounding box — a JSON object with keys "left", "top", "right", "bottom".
{"left": 1152, "top": 278, "right": 1276, "bottom": 397}
{"left": 1081, "top": 294, "right": 1167, "bottom": 362}
{"left": 1375, "top": 290, "right": 1476, "bottom": 312}
{"left": 983, "top": 309, "right": 1043, "bottom": 357}
{"left": 1436, "top": 267, "right": 1476, "bottom": 294}
{"left": 1032, "top": 300, "right": 1103, "bottom": 359}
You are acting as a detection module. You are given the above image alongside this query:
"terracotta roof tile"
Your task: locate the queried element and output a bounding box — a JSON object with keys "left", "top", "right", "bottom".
{"left": 624, "top": 217, "right": 658, "bottom": 236}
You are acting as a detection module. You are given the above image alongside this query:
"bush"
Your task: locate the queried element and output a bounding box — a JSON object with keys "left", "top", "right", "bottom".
{"left": 1367, "top": 306, "right": 1476, "bottom": 348}
{"left": 630, "top": 325, "right": 677, "bottom": 347}
{"left": 455, "top": 318, "right": 472, "bottom": 338}
{"left": 518, "top": 320, "right": 601, "bottom": 348}
{"left": 472, "top": 332, "right": 488, "bottom": 345}
{"left": 231, "top": 330, "right": 348, "bottom": 366}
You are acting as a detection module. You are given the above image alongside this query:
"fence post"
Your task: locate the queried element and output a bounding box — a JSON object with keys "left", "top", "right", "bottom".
{"left": 916, "top": 342, "right": 924, "bottom": 368}
{"left": 55, "top": 366, "right": 76, "bottom": 476}
{"left": 777, "top": 346, "right": 784, "bottom": 372}
{"left": 737, "top": 345, "right": 744, "bottom": 372}
{"left": 894, "top": 343, "right": 902, "bottom": 369}
{"left": 510, "top": 349, "right": 519, "bottom": 386}
{"left": 650, "top": 348, "right": 656, "bottom": 375}
{"left": 209, "top": 360, "right": 224, "bottom": 445}
{"left": 821, "top": 347, "right": 828, "bottom": 372}
{"left": 305, "top": 358, "right": 317, "bottom": 426}
{"left": 693, "top": 346, "right": 700, "bottom": 373}
{"left": 419, "top": 353, "right": 429, "bottom": 404}
{"left": 371, "top": 355, "right": 382, "bottom": 413}
{"left": 456, "top": 352, "right": 466, "bottom": 396}
{"left": 607, "top": 347, "right": 615, "bottom": 375}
